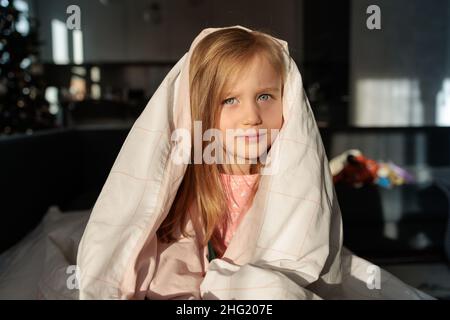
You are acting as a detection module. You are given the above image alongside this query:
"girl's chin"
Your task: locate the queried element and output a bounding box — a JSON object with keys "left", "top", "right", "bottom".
{"left": 231, "top": 151, "right": 266, "bottom": 161}
{"left": 221, "top": 144, "right": 270, "bottom": 163}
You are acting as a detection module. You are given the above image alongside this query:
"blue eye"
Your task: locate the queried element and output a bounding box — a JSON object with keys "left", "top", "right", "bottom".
{"left": 258, "top": 94, "right": 271, "bottom": 101}
{"left": 223, "top": 98, "right": 237, "bottom": 105}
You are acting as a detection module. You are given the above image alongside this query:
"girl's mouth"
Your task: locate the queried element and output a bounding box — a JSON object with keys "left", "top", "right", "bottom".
{"left": 238, "top": 132, "right": 267, "bottom": 143}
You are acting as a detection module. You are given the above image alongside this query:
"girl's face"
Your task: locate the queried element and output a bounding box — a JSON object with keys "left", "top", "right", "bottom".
{"left": 218, "top": 54, "right": 284, "bottom": 174}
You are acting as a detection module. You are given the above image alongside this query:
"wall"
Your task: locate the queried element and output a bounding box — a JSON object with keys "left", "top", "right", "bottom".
{"left": 29, "top": 0, "right": 303, "bottom": 63}
{"left": 350, "top": 0, "right": 449, "bottom": 126}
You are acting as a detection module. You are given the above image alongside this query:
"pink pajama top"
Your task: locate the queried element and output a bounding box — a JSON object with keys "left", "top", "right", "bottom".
{"left": 216, "top": 173, "right": 260, "bottom": 248}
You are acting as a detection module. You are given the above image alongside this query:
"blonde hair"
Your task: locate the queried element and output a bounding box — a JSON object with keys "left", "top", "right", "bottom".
{"left": 157, "top": 27, "right": 288, "bottom": 257}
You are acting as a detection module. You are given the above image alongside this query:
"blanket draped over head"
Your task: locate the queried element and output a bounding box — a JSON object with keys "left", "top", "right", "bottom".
{"left": 76, "top": 25, "right": 432, "bottom": 300}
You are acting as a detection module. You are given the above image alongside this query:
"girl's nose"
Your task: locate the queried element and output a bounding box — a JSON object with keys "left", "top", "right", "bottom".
{"left": 242, "top": 100, "right": 262, "bottom": 125}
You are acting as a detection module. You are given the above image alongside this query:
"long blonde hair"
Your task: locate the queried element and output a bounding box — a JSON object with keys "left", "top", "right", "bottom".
{"left": 157, "top": 27, "right": 288, "bottom": 257}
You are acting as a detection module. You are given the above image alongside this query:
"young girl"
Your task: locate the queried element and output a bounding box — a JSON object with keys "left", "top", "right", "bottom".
{"left": 157, "top": 27, "right": 285, "bottom": 261}
{"left": 76, "top": 26, "right": 433, "bottom": 300}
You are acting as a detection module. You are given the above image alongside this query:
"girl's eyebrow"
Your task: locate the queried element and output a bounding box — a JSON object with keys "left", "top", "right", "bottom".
{"left": 258, "top": 87, "right": 280, "bottom": 93}
{"left": 224, "top": 87, "right": 280, "bottom": 96}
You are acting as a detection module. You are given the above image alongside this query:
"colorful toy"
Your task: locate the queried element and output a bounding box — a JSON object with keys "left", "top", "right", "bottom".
{"left": 330, "top": 149, "right": 415, "bottom": 188}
